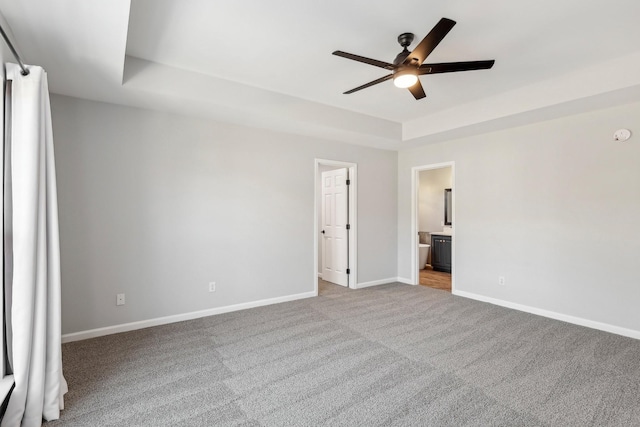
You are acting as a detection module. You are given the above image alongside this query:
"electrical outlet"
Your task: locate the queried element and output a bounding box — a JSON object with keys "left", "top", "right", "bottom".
{"left": 498, "top": 276, "right": 505, "bottom": 286}
{"left": 116, "top": 293, "right": 125, "bottom": 306}
{"left": 209, "top": 282, "right": 216, "bottom": 292}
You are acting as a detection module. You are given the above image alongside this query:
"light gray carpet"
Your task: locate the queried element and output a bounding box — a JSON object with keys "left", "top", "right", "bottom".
{"left": 49, "top": 281, "right": 640, "bottom": 426}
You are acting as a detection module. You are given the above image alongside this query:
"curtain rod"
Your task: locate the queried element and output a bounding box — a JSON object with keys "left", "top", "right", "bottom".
{"left": 0, "top": 23, "right": 29, "bottom": 76}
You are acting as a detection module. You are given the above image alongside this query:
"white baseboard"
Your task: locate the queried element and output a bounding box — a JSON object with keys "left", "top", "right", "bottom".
{"left": 62, "top": 291, "right": 316, "bottom": 343}
{"left": 395, "top": 277, "right": 414, "bottom": 285}
{"left": 453, "top": 290, "right": 640, "bottom": 340}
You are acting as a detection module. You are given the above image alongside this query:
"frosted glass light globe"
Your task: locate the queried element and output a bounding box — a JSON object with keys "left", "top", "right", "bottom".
{"left": 393, "top": 73, "right": 418, "bottom": 88}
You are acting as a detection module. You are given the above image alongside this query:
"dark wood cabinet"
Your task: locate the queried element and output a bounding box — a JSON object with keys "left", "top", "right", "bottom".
{"left": 431, "top": 235, "right": 451, "bottom": 273}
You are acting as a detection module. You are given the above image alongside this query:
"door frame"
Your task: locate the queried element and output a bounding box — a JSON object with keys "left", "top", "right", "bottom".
{"left": 314, "top": 159, "right": 357, "bottom": 294}
{"left": 411, "top": 162, "right": 455, "bottom": 289}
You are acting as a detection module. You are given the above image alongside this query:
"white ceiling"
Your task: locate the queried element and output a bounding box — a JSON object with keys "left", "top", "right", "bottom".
{"left": 2, "top": 0, "right": 640, "bottom": 150}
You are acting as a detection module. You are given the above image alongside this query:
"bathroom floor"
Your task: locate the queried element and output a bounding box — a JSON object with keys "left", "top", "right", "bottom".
{"left": 419, "top": 267, "right": 451, "bottom": 292}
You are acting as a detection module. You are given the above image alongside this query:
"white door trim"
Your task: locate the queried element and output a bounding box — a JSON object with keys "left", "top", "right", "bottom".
{"left": 411, "top": 162, "right": 455, "bottom": 290}
{"left": 314, "top": 159, "right": 357, "bottom": 295}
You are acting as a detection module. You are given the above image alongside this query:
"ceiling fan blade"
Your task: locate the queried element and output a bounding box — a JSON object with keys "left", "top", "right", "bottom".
{"left": 403, "top": 18, "right": 456, "bottom": 66}
{"left": 419, "top": 60, "right": 495, "bottom": 74}
{"left": 407, "top": 80, "right": 426, "bottom": 100}
{"left": 333, "top": 51, "right": 395, "bottom": 70}
{"left": 343, "top": 74, "right": 393, "bottom": 94}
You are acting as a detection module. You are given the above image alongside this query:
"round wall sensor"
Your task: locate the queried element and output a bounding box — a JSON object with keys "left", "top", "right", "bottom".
{"left": 613, "top": 129, "right": 631, "bottom": 142}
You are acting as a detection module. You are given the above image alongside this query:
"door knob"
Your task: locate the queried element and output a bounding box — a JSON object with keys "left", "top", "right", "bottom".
{"left": 321, "top": 230, "right": 325, "bottom": 234}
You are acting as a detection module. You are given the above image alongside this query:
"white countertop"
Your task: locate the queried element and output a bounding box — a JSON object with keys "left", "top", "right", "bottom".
{"left": 429, "top": 230, "right": 453, "bottom": 236}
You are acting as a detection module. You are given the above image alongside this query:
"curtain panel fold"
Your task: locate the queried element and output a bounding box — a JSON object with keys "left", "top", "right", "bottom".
{"left": 2, "top": 63, "right": 66, "bottom": 427}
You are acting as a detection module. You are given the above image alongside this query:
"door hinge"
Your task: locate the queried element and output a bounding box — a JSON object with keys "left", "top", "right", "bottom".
{"left": 346, "top": 179, "right": 351, "bottom": 185}
{"left": 346, "top": 224, "right": 350, "bottom": 230}
{"left": 347, "top": 269, "right": 351, "bottom": 275}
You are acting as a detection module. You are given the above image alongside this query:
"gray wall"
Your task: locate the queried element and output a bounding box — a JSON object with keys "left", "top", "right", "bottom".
{"left": 51, "top": 95, "right": 397, "bottom": 334}
{"left": 398, "top": 101, "right": 640, "bottom": 333}
{"left": 418, "top": 167, "right": 452, "bottom": 233}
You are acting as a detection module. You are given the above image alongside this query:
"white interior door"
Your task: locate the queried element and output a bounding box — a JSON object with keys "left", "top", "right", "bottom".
{"left": 321, "top": 168, "right": 348, "bottom": 287}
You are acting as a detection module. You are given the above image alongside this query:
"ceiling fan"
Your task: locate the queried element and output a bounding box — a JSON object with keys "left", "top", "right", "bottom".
{"left": 332, "top": 18, "right": 495, "bottom": 100}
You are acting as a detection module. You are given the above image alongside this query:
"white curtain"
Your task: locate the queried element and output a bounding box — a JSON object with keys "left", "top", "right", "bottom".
{"left": 2, "top": 63, "right": 66, "bottom": 426}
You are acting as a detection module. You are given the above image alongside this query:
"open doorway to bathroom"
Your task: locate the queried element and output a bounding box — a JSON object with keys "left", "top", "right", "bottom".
{"left": 412, "top": 162, "right": 454, "bottom": 292}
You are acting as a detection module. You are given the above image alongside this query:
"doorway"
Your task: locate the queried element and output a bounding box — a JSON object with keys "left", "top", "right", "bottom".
{"left": 314, "top": 159, "right": 357, "bottom": 295}
{"left": 320, "top": 167, "right": 349, "bottom": 287}
{"left": 411, "top": 162, "right": 455, "bottom": 292}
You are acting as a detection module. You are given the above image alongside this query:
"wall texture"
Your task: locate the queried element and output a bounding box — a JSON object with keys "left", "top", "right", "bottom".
{"left": 398, "top": 101, "right": 640, "bottom": 335}
{"left": 51, "top": 95, "right": 397, "bottom": 335}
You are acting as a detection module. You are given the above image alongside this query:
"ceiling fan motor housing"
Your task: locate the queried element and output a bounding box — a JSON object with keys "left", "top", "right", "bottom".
{"left": 393, "top": 65, "right": 415, "bottom": 77}
{"left": 397, "top": 32, "right": 415, "bottom": 48}
{"left": 394, "top": 33, "right": 415, "bottom": 65}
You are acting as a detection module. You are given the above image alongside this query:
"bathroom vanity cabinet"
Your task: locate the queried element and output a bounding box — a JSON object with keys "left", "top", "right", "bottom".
{"left": 431, "top": 235, "right": 452, "bottom": 273}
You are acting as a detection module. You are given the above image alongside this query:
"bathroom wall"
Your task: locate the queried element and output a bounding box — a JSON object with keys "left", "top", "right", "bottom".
{"left": 418, "top": 167, "right": 452, "bottom": 233}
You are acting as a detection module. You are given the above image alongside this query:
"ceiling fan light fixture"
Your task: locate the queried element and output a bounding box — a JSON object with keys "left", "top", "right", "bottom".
{"left": 333, "top": 18, "right": 495, "bottom": 100}
{"left": 393, "top": 70, "right": 418, "bottom": 88}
